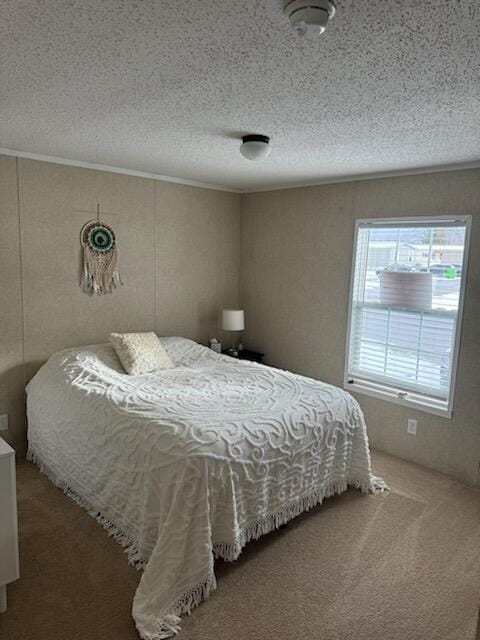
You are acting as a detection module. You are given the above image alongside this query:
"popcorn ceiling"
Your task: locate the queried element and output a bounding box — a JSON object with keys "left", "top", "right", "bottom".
{"left": 0, "top": 0, "right": 479, "bottom": 190}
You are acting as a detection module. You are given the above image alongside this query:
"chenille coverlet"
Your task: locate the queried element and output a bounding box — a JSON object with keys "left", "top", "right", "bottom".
{"left": 27, "top": 337, "right": 385, "bottom": 638}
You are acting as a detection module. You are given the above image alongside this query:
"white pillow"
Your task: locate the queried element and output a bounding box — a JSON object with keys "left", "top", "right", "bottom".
{"left": 109, "top": 332, "right": 174, "bottom": 375}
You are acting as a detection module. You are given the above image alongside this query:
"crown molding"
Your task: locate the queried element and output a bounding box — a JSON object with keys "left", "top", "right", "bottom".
{"left": 0, "top": 147, "right": 242, "bottom": 193}
{"left": 241, "top": 161, "right": 480, "bottom": 193}
{"left": 1, "top": 146, "right": 479, "bottom": 194}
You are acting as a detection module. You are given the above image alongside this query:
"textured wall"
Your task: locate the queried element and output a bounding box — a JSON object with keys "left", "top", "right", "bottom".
{"left": 241, "top": 169, "right": 480, "bottom": 486}
{"left": 155, "top": 182, "right": 241, "bottom": 341}
{"left": 0, "top": 157, "right": 241, "bottom": 454}
{"left": 2, "top": 155, "right": 479, "bottom": 486}
{"left": 0, "top": 156, "right": 25, "bottom": 455}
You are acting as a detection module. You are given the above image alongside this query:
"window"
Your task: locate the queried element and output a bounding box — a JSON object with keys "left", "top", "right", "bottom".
{"left": 345, "top": 216, "right": 471, "bottom": 417}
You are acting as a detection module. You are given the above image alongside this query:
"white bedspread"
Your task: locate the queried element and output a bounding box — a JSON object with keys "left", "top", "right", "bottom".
{"left": 26, "top": 337, "right": 385, "bottom": 639}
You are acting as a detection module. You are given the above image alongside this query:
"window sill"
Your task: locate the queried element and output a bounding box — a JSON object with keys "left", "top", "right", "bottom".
{"left": 344, "top": 378, "right": 452, "bottom": 418}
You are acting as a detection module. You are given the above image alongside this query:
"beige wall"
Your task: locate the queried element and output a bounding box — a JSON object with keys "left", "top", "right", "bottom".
{"left": 241, "top": 170, "right": 480, "bottom": 487}
{"left": 0, "top": 156, "right": 241, "bottom": 454}
{"left": 2, "top": 154, "right": 479, "bottom": 486}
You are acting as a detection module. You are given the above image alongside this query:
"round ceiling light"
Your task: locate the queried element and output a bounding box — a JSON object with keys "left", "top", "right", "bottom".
{"left": 240, "top": 134, "right": 272, "bottom": 161}
{"left": 284, "top": 0, "right": 336, "bottom": 36}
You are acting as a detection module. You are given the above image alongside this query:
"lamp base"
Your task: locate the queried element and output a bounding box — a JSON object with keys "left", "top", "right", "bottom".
{"left": 225, "top": 348, "right": 239, "bottom": 358}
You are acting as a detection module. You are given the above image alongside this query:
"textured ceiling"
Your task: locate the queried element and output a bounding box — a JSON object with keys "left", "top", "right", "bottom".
{"left": 1, "top": 0, "right": 479, "bottom": 191}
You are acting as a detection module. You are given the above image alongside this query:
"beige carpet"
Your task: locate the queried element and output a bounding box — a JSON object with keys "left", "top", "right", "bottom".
{"left": 1, "top": 452, "right": 479, "bottom": 640}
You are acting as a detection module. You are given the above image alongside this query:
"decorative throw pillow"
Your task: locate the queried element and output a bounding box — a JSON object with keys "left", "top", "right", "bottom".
{"left": 109, "top": 332, "right": 174, "bottom": 375}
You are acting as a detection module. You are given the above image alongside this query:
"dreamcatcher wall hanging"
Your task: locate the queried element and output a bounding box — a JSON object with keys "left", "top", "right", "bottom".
{"left": 79, "top": 205, "right": 122, "bottom": 295}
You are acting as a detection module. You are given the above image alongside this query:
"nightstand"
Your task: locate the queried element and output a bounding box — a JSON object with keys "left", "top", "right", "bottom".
{"left": 0, "top": 438, "right": 19, "bottom": 613}
{"left": 222, "top": 349, "right": 264, "bottom": 364}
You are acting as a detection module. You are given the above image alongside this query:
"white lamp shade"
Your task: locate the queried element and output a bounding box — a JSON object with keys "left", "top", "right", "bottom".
{"left": 222, "top": 309, "right": 245, "bottom": 331}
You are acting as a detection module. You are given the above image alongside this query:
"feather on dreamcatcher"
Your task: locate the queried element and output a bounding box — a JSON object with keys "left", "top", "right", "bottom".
{"left": 80, "top": 219, "right": 122, "bottom": 295}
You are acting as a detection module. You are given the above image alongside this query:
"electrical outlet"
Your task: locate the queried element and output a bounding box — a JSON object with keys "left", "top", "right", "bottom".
{"left": 407, "top": 418, "right": 417, "bottom": 436}
{"left": 0, "top": 414, "right": 8, "bottom": 431}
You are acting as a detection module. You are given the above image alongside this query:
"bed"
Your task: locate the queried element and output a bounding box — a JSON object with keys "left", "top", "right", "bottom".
{"left": 26, "top": 337, "right": 385, "bottom": 639}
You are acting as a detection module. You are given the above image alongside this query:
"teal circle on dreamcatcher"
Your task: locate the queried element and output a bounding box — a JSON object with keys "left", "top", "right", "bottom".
{"left": 88, "top": 225, "right": 114, "bottom": 252}
{"left": 80, "top": 221, "right": 116, "bottom": 252}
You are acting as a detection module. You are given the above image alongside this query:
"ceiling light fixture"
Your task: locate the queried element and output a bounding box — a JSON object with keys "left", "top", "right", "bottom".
{"left": 285, "top": 0, "right": 336, "bottom": 37}
{"left": 240, "top": 134, "right": 271, "bottom": 161}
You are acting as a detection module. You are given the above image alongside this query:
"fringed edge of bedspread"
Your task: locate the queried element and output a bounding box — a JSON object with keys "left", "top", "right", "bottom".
{"left": 137, "top": 474, "right": 387, "bottom": 639}
{"left": 26, "top": 448, "right": 149, "bottom": 570}
{"left": 136, "top": 575, "right": 217, "bottom": 640}
{"left": 27, "top": 448, "right": 387, "bottom": 639}
{"left": 213, "top": 474, "right": 388, "bottom": 562}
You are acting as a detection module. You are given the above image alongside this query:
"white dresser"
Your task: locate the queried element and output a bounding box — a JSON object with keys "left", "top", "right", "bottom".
{"left": 0, "top": 438, "right": 19, "bottom": 613}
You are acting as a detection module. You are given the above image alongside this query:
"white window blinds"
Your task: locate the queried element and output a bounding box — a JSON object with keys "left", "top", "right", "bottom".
{"left": 345, "top": 217, "right": 470, "bottom": 416}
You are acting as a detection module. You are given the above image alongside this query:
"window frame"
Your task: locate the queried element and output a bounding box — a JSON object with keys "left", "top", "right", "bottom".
{"left": 344, "top": 214, "right": 472, "bottom": 419}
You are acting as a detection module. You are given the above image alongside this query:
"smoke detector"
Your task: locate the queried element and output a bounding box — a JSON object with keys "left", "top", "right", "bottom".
{"left": 240, "top": 134, "right": 272, "bottom": 161}
{"left": 285, "top": 0, "right": 336, "bottom": 36}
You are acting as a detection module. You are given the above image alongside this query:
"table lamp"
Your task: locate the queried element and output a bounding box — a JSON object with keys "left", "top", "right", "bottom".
{"left": 222, "top": 309, "right": 245, "bottom": 356}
